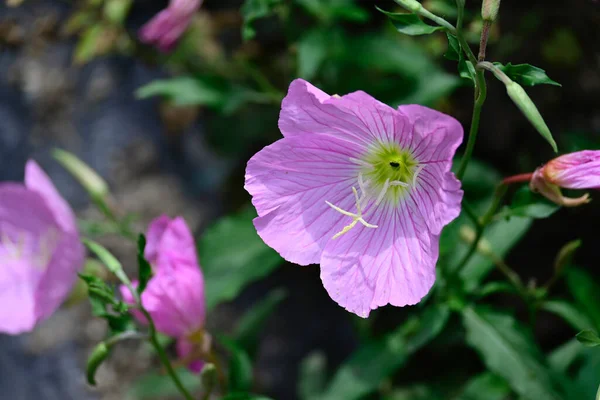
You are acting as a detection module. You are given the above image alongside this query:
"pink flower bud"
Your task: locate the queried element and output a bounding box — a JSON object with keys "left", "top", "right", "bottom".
{"left": 0, "top": 161, "right": 84, "bottom": 334}
{"left": 139, "top": 0, "right": 203, "bottom": 52}
{"left": 530, "top": 150, "right": 600, "bottom": 207}
{"left": 121, "top": 216, "right": 207, "bottom": 372}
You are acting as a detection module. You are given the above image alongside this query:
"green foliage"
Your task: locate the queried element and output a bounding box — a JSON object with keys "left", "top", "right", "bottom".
{"left": 241, "top": 0, "right": 282, "bottom": 41}
{"left": 576, "top": 330, "right": 600, "bottom": 348}
{"left": 566, "top": 267, "right": 600, "bottom": 331}
{"left": 220, "top": 337, "right": 255, "bottom": 393}
{"left": 377, "top": 8, "right": 444, "bottom": 36}
{"left": 462, "top": 307, "right": 564, "bottom": 400}
{"left": 493, "top": 62, "right": 561, "bottom": 87}
{"left": 542, "top": 300, "right": 595, "bottom": 332}
{"left": 315, "top": 305, "right": 450, "bottom": 400}
{"left": 298, "top": 352, "right": 327, "bottom": 400}
{"left": 78, "top": 274, "right": 133, "bottom": 334}
{"left": 137, "top": 234, "right": 152, "bottom": 295}
{"left": 234, "top": 288, "right": 287, "bottom": 355}
{"left": 495, "top": 186, "right": 560, "bottom": 220}
{"left": 198, "top": 206, "right": 283, "bottom": 310}
{"left": 128, "top": 368, "right": 204, "bottom": 399}
{"left": 456, "top": 373, "right": 511, "bottom": 400}
{"left": 86, "top": 342, "right": 110, "bottom": 386}
{"left": 296, "top": 0, "right": 369, "bottom": 24}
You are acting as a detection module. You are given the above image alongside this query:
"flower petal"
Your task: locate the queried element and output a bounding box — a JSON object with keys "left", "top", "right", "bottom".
{"left": 320, "top": 201, "right": 438, "bottom": 318}
{"left": 25, "top": 160, "right": 79, "bottom": 235}
{"left": 145, "top": 215, "right": 171, "bottom": 264}
{"left": 279, "top": 79, "right": 402, "bottom": 146}
{"left": 398, "top": 104, "right": 463, "bottom": 164}
{"left": 245, "top": 135, "right": 364, "bottom": 265}
{"left": 545, "top": 150, "right": 600, "bottom": 189}
{"left": 155, "top": 216, "right": 199, "bottom": 270}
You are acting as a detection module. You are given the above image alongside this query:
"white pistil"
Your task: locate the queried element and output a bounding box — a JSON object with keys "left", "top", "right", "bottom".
{"left": 375, "top": 178, "right": 391, "bottom": 206}
{"left": 325, "top": 179, "right": 378, "bottom": 240}
{"left": 390, "top": 180, "right": 409, "bottom": 188}
{"left": 412, "top": 165, "right": 425, "bottom": 187}
{"left": 349, "top": 157, "right": 375, "bottom": 170}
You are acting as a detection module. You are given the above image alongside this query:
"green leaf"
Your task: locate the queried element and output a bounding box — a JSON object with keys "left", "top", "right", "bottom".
{"left": 541, "top": 300, "right": 595, "bottom": 331}
{"left": 383, "top": 385, "right": 442, "bottom": 400}
{"left": 234, "top": 288, "right": 287, "bottom": 354}
{"left": 128, "top": 368, "right": 203, "bottom": 399}
{"left": 566, "top": 267, "right": 600, "bottom": 331}
{"left": 240, "top": 0, "right": 282, "bottom": 41}
{"left": 548, "top": 338, "right": 583, "bottom": 373}
{"left": 318, "top": 305, "right": 450, "bottom": 400}
{"left": 493, "top": 62, "right": 561, "bottom": 87}
{"left": 377, "top": 8, "right": 444, "bottom": 35}
{"left": 445, "top": 32, "right": 460, "bottom": 61}
{"left": 83, "top": 239, "right": 131, "bottom": 285}
{"left": 462, "top": 307, "right": 564, "bottom": 400}
{"left": 136, "top": 77, "right": 225, "bottom": 107}
{"left": 458, "top": 58, "right": 476, "bottom": 83}
{"left": 198, "top": 206, "right": 283, "bottom": 310}
{"left": 73, "top": 25, "right": 105, "bottom": 65}
{"left": 86, "top": 342, "right": 110, "bottom": 386}
{"left": 297, "top": 29, "right": 329, "bottom": 80}
{"left": 456, "top": 373, "right": 511, "bottom": 400}
{"left": 220, "top": 337, "right": 254, "bottom": 392}
{"left": 476, "top": 281, "right": 519, "bottom": 299}
{"left": 298, "top": 352, "right": 327, "bottom": 400}
{"left": 576, "top": 330, "right": 600, "bottom": 347}
{"left": 494, "top": 186, "right": 560, "bottom": 220}
{"left": 222, "top": 394, "right": 274, "bottom": 400}
{"left": 137, "top": 235, "right": 152, "bottom": 295}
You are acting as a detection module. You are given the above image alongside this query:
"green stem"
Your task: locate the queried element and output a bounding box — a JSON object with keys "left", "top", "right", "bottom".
{"left": 142, "top": 309, "right": 195, "bottom": 400}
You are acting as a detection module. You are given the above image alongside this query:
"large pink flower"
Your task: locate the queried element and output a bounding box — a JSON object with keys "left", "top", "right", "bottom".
{"left": 530, "top": 150, "right": 600, "bottom": 207}
{"left": 0, "top": 160, "right": 84, "bottom": 334}
{"left": 245, "top": 79, "right": 463, "bottom": 317}
{"left": 121, "top": 216, "right": 207, "bottom": 372}
{"left": 140, "top": 0, "right": 203, "bottom": 52}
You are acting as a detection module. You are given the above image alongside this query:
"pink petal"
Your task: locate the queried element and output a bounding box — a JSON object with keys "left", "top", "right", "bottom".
{"left": 320, "top": 201, "right": 438, "bottom": 318}
{"left": 155, "top": 216, "right": 199, "bottom": 271}
{"left": 0, "top": 184, "right": 62, "bottom": 333}
{"left": 145, "top": 215, "right": 171, "bottom": 264}
{"left": 24, "top": 160, "right": 78, "bottom": 234}
{"left": 245, "top": 134, "right": 363, "bottom": 265}
{"left": 398, "top": 105, "right": 463, "bottom": 164}
{"left": 176, "top": 337, "right": 205, "bottom": 374}
{"left": 544, "top": 150, "right": 600, "bottom": 189}
{"left": 279, "top": 79, "right": 398, "bottom": 146}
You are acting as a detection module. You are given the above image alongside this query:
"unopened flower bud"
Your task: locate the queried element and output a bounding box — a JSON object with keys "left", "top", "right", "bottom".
{"left": 394, "top": 0, "right": 422, "bottom": 13}
{"left": 481, "top": 0, "right": 501, "bottom": 22}
{"left": 52, "top": 149, "right": 109, "bottom": 202}
{"left": 505, "top": 81, "right": 557, "bottom": 153}
{"left": 529, "top": 150, "right": 600, "bottom": 207}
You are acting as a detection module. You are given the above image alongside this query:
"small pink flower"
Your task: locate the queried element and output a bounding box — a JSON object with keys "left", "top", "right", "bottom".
{"left": 140, "top": 0, "right": 203, "bottom": 52}
{"left": 0, "top": 160, "right": 84, "bottom": 334}
{"left": 121, "top": 216, "right": 207, "bottom": 372}
{"left": 530, "top": 150, "right": 600, "bottom": 207}
{"left": 245, "top": 79, "right": 463, "bottom": 318}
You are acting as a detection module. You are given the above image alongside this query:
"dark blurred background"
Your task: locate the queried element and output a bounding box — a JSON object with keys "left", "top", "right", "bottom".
{"left": 0, "top": 0, "right": 599, "bottom": 399}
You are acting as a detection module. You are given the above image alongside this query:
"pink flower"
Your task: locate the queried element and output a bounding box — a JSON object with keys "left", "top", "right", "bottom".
{"left": 0, "top": 160, "right": 84, "bottom": 334}
{"left": 530, "top": 150, "right": 600, "bottom": 207}
{"left": 245, "top": 79, "right": 463, "bottom": 317}
{"left": 121, "top": 216, "right": 207, "bottom": 372}
{"left": 140, "top": 0, "right": 203, "bottom": 52}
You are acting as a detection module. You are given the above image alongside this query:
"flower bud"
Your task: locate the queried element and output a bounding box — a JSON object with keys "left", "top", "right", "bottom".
{"left": 481, "top": 0, "right": 501, "bottom": 22}
{"left": 505, "top": 81, "right": 557, "bottom": 153}
{"left": 529, "top": 150, "right": 600, "bottom": 207}
{"left": 52, "top": 149, "right": 109, "bottom": 202}
{"left": 394, "top": 0, "right": 422, "bottom": 13}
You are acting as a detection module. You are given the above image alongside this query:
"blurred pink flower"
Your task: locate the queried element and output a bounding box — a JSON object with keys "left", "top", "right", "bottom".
{"left": 245, "top": 79, "right": 463, "bottom": 318}
{"left": 140, "top": 0, "right": 203, "bottom": 52}
{"left": 530, "top": 150, "right": 600, "bottom": 207}
{"left": 0, "top": 160, "right": 84, "bottom": 334}
{"left": 121, "top": 216, "right": 207, "bottom": 372}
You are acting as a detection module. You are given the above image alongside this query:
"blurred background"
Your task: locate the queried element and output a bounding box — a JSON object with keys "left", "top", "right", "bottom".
{"left": 0, "top": 0, "right": 599, "bottom": 399}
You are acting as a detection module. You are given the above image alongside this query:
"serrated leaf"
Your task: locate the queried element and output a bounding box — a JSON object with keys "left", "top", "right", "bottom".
{"left": 318, "top": 305, "right": 450, "bottom": 400}
{"left": 198, "top": 206, "right": 283, "bottom": 310}
{"left": 494, "top": 62, "right": 561, "bottom": 87}
{"left": 463, "top": 307, "right": 564, "bottom": 400}
{"left": 495, "top": 186, "right": 560, "bottom": 220}
{"left": 377, "top": 8, "right": 443, "bottom": 36}
{"left": 576, "top": 330, "right": 600, "bottom": 347}
{"left": 241, "top": 0, "right": 282, "bottom": 41}
{"left": 566, "top": 267, "right": 600, "bottom": 331}
{"left": 234, "top": 288, "right": 287, "bottom": 355}
{"left": 445, "top": 32, "right": 460, "bottom": 61}
{"left": 137, "top": 235, "right": 152, "bottom": 295}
